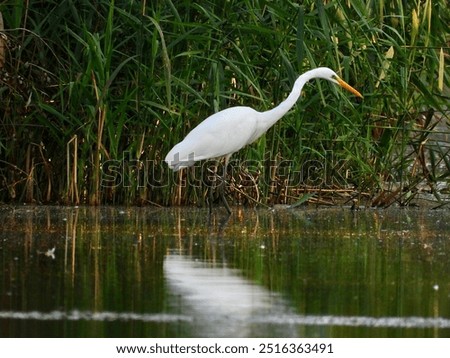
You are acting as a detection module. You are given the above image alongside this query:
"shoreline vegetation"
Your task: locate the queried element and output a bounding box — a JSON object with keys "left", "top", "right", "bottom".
{"left": 0, "top": 1, "right": 449, "bottom": 208}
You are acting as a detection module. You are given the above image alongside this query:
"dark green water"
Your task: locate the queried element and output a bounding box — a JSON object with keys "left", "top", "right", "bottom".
{"left": 1, "top": 205, "right": 449, "bottom": 337}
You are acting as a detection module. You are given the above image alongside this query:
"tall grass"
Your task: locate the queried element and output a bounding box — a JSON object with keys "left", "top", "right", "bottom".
{"left": 0, "top": 0, "right": 449, "bottom": 207}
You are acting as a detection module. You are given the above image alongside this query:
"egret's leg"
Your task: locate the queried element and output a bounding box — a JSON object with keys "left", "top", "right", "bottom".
{"left": 206, "top": 161, "right": 219, "bottom": 214}
{"left": 220, "top": 155, "right": 232, "bottom": 215}
{"left": 208, "top": 179, "right": 213, "bottom": 214}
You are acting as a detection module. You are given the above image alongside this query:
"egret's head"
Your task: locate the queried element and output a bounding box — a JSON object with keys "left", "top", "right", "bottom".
{"left": 314, "top": 67, "right": 363, "bottom": 98}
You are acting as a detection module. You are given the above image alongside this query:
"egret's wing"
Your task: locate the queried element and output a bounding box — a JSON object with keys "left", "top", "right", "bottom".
{"left": 165, "top": 107, "right": 258, "bottom": 170}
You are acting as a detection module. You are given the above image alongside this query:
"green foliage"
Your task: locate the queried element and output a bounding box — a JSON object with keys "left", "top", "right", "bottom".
{"left": 0, "top": 0, "right": 449, "bottom": 206}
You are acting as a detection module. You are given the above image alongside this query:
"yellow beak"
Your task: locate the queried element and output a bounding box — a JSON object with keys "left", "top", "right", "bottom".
{"left": 336, "top": 77, "right": 363, "bottom": 98}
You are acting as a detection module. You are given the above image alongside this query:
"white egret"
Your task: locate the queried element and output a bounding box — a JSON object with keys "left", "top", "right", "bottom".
{"left": 165, "top": 67, "right": 363, "bottom": 213}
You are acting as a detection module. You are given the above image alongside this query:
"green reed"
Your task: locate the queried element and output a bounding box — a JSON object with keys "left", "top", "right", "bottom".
{"left": 0, "top": 0, "right": 448, "bottom": 207}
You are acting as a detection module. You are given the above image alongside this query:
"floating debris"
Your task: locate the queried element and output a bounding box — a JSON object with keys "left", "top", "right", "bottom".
{"left": 37, "top": 247, "right": 56, "bottom": 260}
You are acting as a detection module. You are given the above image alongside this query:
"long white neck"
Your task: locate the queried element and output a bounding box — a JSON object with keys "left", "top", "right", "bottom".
{"left": 257, "top": 69, "right": 320, "bottom": 131}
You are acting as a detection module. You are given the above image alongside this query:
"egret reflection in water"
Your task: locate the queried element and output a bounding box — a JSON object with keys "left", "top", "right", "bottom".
{"left": 164, "top": 252, "right": 297, "bottom": 337}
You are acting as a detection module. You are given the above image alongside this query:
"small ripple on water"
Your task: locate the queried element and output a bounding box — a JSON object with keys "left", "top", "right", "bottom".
{"left": 1, "top": 310, "right": 450, "bottom": 329}
{"left": 0, "top": 310, "right": 192, "bottom": 323}
{"left": 251, "top": 314, "right": 450, "bottom": 329}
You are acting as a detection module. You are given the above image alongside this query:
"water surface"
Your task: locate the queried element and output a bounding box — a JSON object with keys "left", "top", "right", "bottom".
{"left": 1, "top": 205, "right": 449, "bottom": 337}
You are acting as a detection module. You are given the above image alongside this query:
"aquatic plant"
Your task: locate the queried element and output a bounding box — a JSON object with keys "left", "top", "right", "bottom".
{"left": 0, "top": 0, "right": 448, "bottom": 207}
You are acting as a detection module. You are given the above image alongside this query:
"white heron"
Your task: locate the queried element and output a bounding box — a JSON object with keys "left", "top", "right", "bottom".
{"left": 165, "top": 67, "right": 363, "bottom": 213}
